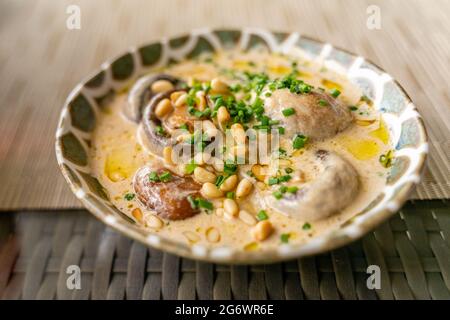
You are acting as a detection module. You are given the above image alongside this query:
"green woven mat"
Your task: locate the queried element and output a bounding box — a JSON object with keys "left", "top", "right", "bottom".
{"left": 0, "top": 200, "right": 449, "bottom": 300}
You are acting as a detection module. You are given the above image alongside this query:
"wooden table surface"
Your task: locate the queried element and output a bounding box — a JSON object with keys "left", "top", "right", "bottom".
{"left": 0, "top": 0, "right": 449, "bottom": 209}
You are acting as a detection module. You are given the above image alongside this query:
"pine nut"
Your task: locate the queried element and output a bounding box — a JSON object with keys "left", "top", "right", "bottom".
{"left": 151, "top": 79, "right": 174, "bottom": 93}
{"left": 155, "top": 98, "right": 173, "bottom": 118}
{"left": 175, "top": 93, "right": 188, "bottom": 107}
{"left": 223, "top": 198, "right": 239, "bottom": 217}
{"left": 239, "top": 210, "right": 257, "bottom": 226}
{"left": 206, "top": 227, "right": 221, "bottom": 243}
{"left": 212, "top": 158, "right": 224, "bottom": 172}
{"left": 251, "top": 164, "right": 266, "bottom": 181}
{"left": 163, "top": 146, "right": 174, "bottom": 165}
{"left": 194, "top": 152, "right": 211, "bottom": 165}
{"left": 183, "top": 231, "right": 200, "bottom": 243}
{"left": 252, "top": 220, "right": 274, "bottom": 241}
{"left": 201, "top": 182, "right": 223, "bottom": 199}
{"left": 131, "top": 208, "right": 143, "bottom": 222}
{"left": 212, "top": 198, "right": 224, "bottom": 208}
{"left": 170, "top": 91, "right": 185, "bottom": 103}
{"left": 224, "top": 209, "right": 236, "bottom": 220}
{"left": 219, "top": 174, "right": 238, "bottom": 191}
{"left": 231, "top": 123, "right": 246, "bottom": 144}
{"left": 202, "top": 120, "right": 218, "bottom": 138}
{"left": 215, "top": 208, "right": 225, "bottom": 217}
{"left": 236, "top": 178, "right": 253, "bottom": 199}
{"left": 146, "top": 214, "right": 164, "bottom": 229}
{"left": 217, "top": 106, "right": 230, "bottom": 123}
{"left": 211, "top": 78, "right": 229, "bottom": 93}
{"left": 196, "top": 91, "right": 207, "bottom": 111}
{"left": 194, "top": 167, "right": 216, "bottom": 183}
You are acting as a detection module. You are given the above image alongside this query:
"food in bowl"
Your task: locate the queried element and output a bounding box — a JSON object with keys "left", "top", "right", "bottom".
{"left": 89, "top": 47, "right": 394, "bottom": 252}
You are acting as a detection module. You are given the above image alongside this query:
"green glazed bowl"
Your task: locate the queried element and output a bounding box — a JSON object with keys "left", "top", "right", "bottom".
{"left": 55, "top": 28, "right": 428, "bottom": 264}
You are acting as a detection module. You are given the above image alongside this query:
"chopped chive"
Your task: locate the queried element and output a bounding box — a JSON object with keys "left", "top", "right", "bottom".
{"left": 278, "top": 175, "right": 292, "bottom": 182}
{"left": 379, "top": 150, "right": 394, "bottom": 168}
{"left": 318, "top": 99, "right": 329, "bottom": 106}
{"left": 179, "top": 123, "right": 189, "bottom": 131}
{"left": 302, "top": 222, "right": 312, "bottom": 230}
{"left": 330, "top": 88, "right": 341, "bottom": 98}
{"left": 349, "top": 105, "right": 358, "bottom": 111}
{"left": 285, "top": 167, "right": 294, "bottom": 174}
{"left": 282, "top": 108, "right": 295, "bottom": 117}
{"left": 287, "top": 186, "right": 298, "bottom": 194}
{"left": 124, "top": 193, "right": 135, "bottom": 201}
{"left": 187, "top": 195, "right": 197, "bottom": 209}
{"left": 215, "top": 175, "right": 226, "bottom": 187}
{"left": 256, "top": 210, "right": 269, "bottom": 221}
{"left": 197, "top": 198, "right": 213, "bottom": 210}
{"left": 159, "top": 171, "right": 172, "bottom": 182}
{"left": 279, "top": 186, "right": 288, "bottom": 193}
{"left": 155, "top": 125, "right": 166, "bottom": 136}
{"left": 268, "top": 177, "right": 279, "bottom": 186}
{"left": 280, "top": 233, "right": 290, "bottom": 243}
{"left": 224, "top": 163, "right": 237, "bottom": 175}
{"left": 278, "top": 127, "right": 285, "bottom": 134}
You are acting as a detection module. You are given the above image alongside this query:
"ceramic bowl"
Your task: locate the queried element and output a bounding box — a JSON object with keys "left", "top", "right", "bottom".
{"left": 55, "top": 28, "right": 428, "bottom": 264}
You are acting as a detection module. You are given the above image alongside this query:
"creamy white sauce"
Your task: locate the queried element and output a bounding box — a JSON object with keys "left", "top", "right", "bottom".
{"left": 90, "top": 49, "right": 391, "bottom": 252}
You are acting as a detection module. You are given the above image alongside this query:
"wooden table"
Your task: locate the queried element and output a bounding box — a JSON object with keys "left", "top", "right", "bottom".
{"left": 0, "top": 0, "right": 449, "bottom": 209}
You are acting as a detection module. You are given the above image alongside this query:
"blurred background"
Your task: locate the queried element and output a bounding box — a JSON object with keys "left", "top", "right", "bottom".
{"left": 0, "top": 0, "right": 449, "bottom": 209}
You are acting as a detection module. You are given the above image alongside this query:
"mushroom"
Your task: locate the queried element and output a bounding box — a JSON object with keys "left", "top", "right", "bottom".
{"left": 267, "top": 150, "right": 359, "bottom": 221}
{"left": 133, "top": 166, "right": 201, "bottom": 220}
{"left": 124, "top": 74, "right": 184, "bottom": 122}
{"left": 141, "top": 89, "right": 197, "bottom": 158}
{"left": 264, "top": 89, "right": 353, "bottom": 140}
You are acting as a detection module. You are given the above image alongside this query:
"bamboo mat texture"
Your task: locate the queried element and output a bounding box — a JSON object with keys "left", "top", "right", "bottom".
{"left": 0, "top": 0, "right": 449, "bottom": 209}
{"left": 0, "top": 200, "right": 449, "bottom": 300}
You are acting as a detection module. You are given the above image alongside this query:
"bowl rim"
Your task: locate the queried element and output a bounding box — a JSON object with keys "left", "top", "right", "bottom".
{"left": 55, "top": 27, "right": 428, "bottom": 264}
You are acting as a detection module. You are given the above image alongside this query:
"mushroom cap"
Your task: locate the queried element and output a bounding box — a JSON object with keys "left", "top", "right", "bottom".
{"left": 133, "top": 166, "right": 201, "bottom": 220}
{"left": 264, "top": 89, "right": 353, "bottom": 140}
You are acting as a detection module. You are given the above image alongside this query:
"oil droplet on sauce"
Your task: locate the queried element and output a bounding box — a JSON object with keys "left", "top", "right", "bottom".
{"left": 369, "top": 120, "right": 390, "bottom": 145}
{"left": 244, "top": 242, "right": 259, "bottom": 251}
{"left": 268, "top": 64, "right": 291, "bottom": 75}
{"left": 321, "top": 79, "right": 342, "bottom": 91}
{"left": 339, "top": 137, "right": 380, "bottom": 160}
{"left": 104, "top": 146, "right": 140, "bottom": 182}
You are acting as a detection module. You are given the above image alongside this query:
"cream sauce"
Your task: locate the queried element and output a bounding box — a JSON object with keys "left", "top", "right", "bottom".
{"left": 90, "top": 49, "right": 391, "bottom": 252}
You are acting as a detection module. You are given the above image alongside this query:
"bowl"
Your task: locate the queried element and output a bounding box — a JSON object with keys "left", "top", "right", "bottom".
{"left": 55, "top": 28, "right": 428, "bottom": 264}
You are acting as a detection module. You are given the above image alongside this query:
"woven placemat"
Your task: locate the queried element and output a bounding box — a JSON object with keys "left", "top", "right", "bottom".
{"left": 0, "top": 200, "right": 449, "bottom": 300}
{"left": 0, "top": 0, "right": 449, "bottom": 210}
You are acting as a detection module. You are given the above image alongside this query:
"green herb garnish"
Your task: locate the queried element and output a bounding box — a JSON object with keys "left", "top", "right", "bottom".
{"left": 330, "top": 88, "right": 341, "bottom": 98}
{"left": 226, "top": 191, "right": 235, "bottom": 199}
{"left": 124, "top": 193, "right": 135, "bottom": 201}
{"left": 257, "top": 210, "right": 269, "bottom": 221}
{"left": 268, "top": 177, "right": 279, "bottom": 186}
{"left": 293, "top": 134, "right": 308, "bottom": 149}
{"left": 280, "top": 233, "right": 290, "bottom": 243}
{"left": 282, "top": 108, "right": 295, "bottom": 117}
{"left": 159, "top": 171, "right": 172, "bottom": 182}
{"left": 302, "top": 222, "right": 312, "bottom": 230}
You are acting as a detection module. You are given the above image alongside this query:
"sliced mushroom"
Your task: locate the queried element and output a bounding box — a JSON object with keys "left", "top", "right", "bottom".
{"left": 267, "top": 150, "right": 359, "bottom": 221}
{"left": 133, "top": 166, "right": 201, "bottom": 220}
{"left": 124, "top": 74, "right": 184, "bottom": 122}
{"left": 264, "top": 89, "right": 353, "bottom": 140}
